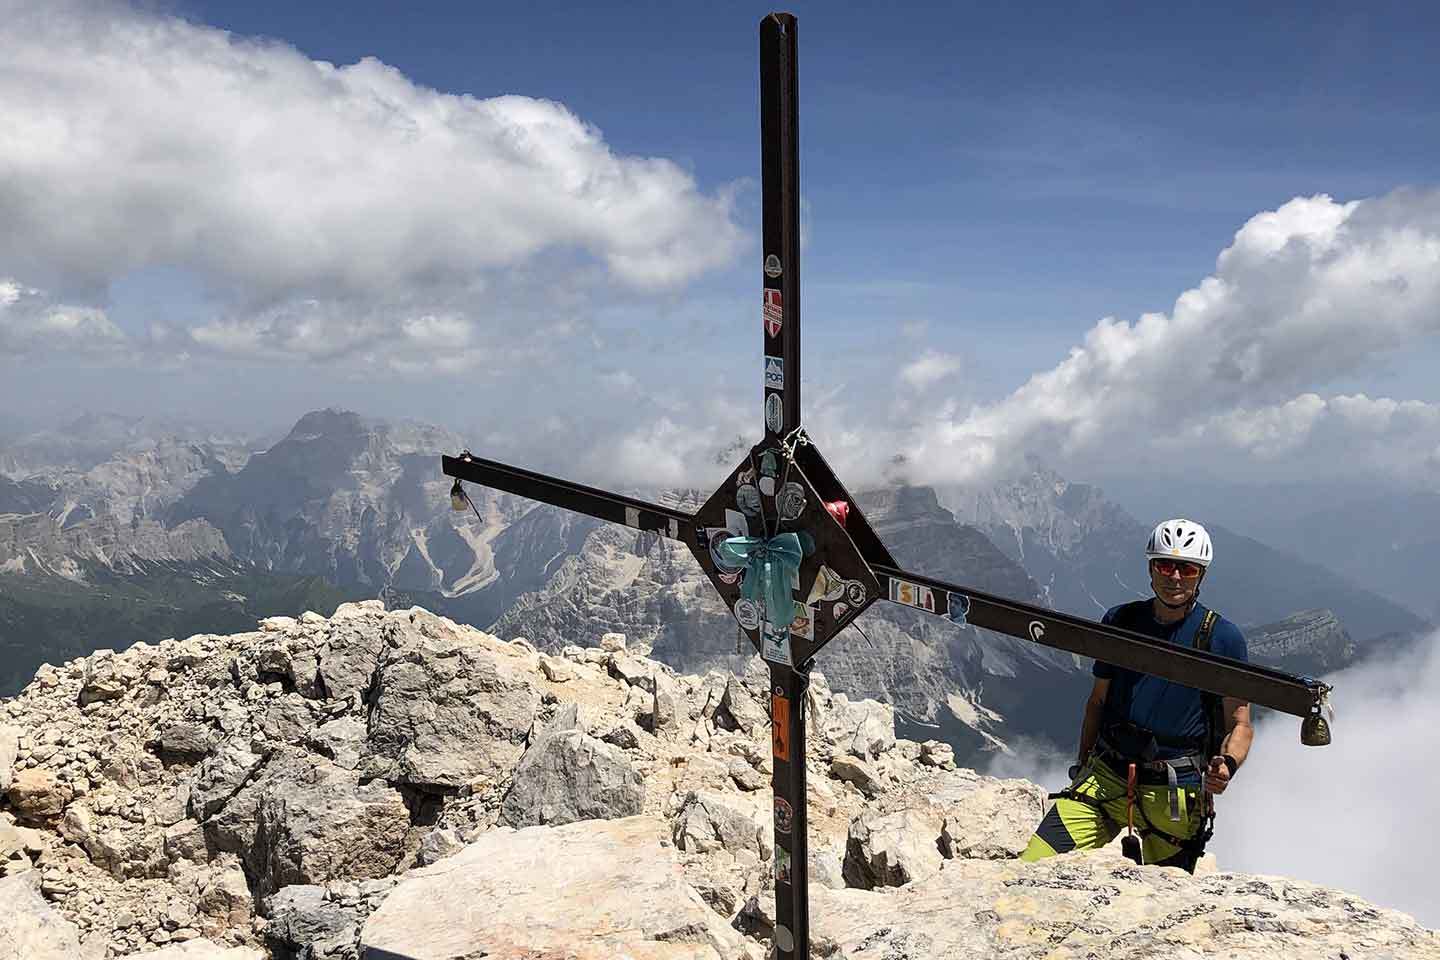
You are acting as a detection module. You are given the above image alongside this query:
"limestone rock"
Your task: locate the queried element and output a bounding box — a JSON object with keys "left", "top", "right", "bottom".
{"left": 807, "top": 853, "right": 1439, "bottom": 959}
{"left": 499, "top": 729, "right": 644, "bottom": 829}
{"left": 78, "top": 650, "right": 140, "bottom": 706}
{"left": 362, "top": 816, "right": 752, "bottom": 960}
{"left": 843, "top": 809, "right": 944, "bottom": 889}
{"left": 672, "top": 790, "right": 769, "bottom": 861}
{"left": 305, "top": 716, "right": 367, "bottom": 771}
{"left": 825, "top": 693, "right": 896, "bottom": 760}
{"left": 928, "top": 768, "right": 1048, "bottom": 860}
{"left": 6, "top": 768, "right": 70, "bottom": 820}
{"left": 714, "top": 678, "right": 769, "bottom": 736}
{"left": 0, "top": 870, "right": 98, "bottom": 960}
{"left": 0, "top": 726, "right": 18, "bottom": 793}
{"left": 261, "top": 884, "right": 357, "bottom": 960}
{"left": 249, "top": 754, "right": 410, "bottom": 898}
{"left": 189, "top": 742, "right": 265, "bottom": 820}
{"left": 151, "top": 722, "right": 218, "bottom": 764}
{"left": 830, "top": 755, "right": 883, "bottom": 798}
{"left": 132, "top": 942, "right": 265, "bottom": 959}
{"left": 362, "top": 615, "right": 539, "bottom": 790}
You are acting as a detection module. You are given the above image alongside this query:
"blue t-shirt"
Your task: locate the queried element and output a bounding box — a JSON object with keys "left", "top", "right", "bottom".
{"left": 1093, "top": 600, "right": 1248, "bottom": 755}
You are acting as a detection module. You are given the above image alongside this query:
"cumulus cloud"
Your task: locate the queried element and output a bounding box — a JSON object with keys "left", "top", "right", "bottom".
{"left": 0, "top": 0, "right": 744, "bottom": 367}
{"left": 896, "top": 190, "right": 1440, "bottom": 487}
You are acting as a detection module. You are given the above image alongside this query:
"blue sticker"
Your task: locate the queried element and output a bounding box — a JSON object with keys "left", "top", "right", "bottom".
{"left": 765, "top": 355, "right": 785, "bottom": 389}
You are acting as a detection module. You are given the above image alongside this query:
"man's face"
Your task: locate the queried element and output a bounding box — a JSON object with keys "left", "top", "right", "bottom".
{"left": 1150, "top": 557, "right": 1203, "bottom": 605}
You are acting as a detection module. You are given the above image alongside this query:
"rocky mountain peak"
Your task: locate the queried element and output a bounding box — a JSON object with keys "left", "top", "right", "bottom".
{"left": 3, "top": 604, "right": 1432, "bottom": 959}
{"left": 856, "top": 485, "right": 952, "bottom": 531}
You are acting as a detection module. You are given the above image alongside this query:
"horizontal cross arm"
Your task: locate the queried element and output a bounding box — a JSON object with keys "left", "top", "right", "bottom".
{"left": 441, "top": 453, "right": 695, "bottom": 542}
{"left": 872, "top": 563, "right": 1328, "bottom": 719}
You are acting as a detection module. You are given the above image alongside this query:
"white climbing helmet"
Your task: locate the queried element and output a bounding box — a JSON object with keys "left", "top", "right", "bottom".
{"left": 1145, "top": 518, "right": 1213, "bottom": 568}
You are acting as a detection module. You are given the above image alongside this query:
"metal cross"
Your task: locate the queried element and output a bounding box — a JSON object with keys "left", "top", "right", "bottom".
{"left": 442, "top": 14, "right": 1333, "bottom": 958}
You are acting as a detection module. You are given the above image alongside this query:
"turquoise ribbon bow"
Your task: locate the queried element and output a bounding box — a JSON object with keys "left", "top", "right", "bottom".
{"left": 717, "top": 533, "right": 804, "bottom": 628}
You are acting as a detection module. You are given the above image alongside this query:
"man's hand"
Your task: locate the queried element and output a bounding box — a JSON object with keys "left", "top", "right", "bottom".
{"left": 1205, "top": 756, "right": 1234, "bottom": 795}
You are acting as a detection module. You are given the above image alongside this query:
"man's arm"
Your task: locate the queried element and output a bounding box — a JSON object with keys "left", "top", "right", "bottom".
{"left": 1076, "top": 677, "right": 1110, "bottom": 767}
{"left": 1206, "top": 697, "right": 1252, "bottom": 795}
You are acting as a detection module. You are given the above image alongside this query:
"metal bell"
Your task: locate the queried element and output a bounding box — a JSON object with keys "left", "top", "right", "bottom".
{"left": 450, "top": 479, "right": 468, "bottom": 512}
{"left": 1300, "top": 712, "right": 1331, "bottom": 746}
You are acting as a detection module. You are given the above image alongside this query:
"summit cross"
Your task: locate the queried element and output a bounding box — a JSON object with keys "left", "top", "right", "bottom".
{"left": 441, "top": 14, "right": 1334, "bottom": 959}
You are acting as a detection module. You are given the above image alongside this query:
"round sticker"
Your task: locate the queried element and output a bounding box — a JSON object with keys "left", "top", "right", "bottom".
{"left": 736, "top": 483, "right": 761, "bottom": 515}
{"left": 764, "top": 254, "right": 783, "bottom": 278}
{"left": 709, "top": 529, "right": 739, "bottom": 570}
{"left": 734, "top": 598, "right": 760, "bottom": 631}
{"left": 774, "top": 925, "right": 795, "bottom": 953}
{"left": 773, "top": 796, "right": 793, "bottom": 833}
{"left": 846, "top": 580, "right": 867, "bottom": 606}
{"left": 777, "top": 481, "right": 806, "bottom": 521}
{"left": 832, "top": 601, "right": 850, "bottom": 620}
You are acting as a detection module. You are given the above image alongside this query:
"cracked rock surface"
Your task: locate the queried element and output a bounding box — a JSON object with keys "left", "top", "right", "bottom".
{"left": 0, "top": 601, "right": 1434, "bottom": 959}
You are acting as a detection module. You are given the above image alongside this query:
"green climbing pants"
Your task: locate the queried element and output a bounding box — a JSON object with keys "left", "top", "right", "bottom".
{"left": 1019, "top": 756, "right": 1209, "bottom": 871}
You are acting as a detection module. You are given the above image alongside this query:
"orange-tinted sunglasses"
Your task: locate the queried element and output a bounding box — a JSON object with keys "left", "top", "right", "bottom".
{"left": 1151, "top": 558, "right": 1203, "bottom": 579}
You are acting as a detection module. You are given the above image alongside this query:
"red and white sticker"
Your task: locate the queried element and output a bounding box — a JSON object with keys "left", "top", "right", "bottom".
{"left": 764, "top": 290, "right": 783, "bottom": 338}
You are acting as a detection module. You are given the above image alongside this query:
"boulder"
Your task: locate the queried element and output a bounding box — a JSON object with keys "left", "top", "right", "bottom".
{"left": 929, "top": 768, "right": 1048, "bottom": 860}
{"left": 361, "top": 617, "right": 539, "bottom": 790}
{"left": 499, "top": 729, "right": 644, "bottom": 829}
{"left": 261, "top": 884, "right": 357, "bottom": 960}
{"left": 78, "top": 651, "right": 139, "bottom": 706}
{"left": 713, "top": 678, "right": 769, "bottom": 736}
{"left": 189, "top": 742, "right": 265, "bottom": 820}
{"left": 843, "top": 809, "right": 944, "bottom": 889}
{"left": 5, "top": 769, "right": 70, "bottom": 820}
{"left": 249, "top": 755, "right": 410, "bottom": 898}
{"left": 0, "top": 870, "right": 100, "bottom": 960}
{"left": 671, "top": 790, "right": 770, "bottom": 861}
{"left": 361, "top": 816, "right": 752, "bottom": 960}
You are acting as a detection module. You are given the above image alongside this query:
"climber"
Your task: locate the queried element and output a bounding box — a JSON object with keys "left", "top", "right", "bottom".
{"left": 1019, "top": 518, "right": 1251, "bottom": 873}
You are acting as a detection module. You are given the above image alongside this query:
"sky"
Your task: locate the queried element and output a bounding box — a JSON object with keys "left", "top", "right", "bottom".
{"left": 4, "top": 0, "right": 1440, "bottom": 926}
{"left": 4, "top": 0, "right": 1440, "bottom": 498}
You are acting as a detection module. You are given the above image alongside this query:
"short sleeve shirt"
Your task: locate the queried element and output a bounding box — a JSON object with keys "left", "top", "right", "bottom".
{"left": 1093, "top": 600, "right": 1248, "bottom": 752}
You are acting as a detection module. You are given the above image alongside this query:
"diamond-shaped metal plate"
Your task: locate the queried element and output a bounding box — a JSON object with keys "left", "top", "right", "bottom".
{"left": 687, "top": 440, "right": 880, "bottom": 667}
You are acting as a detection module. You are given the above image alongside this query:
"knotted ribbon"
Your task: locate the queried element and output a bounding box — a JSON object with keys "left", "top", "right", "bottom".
{"left": 716, "top": 532, "right": 804, "bottom": 628}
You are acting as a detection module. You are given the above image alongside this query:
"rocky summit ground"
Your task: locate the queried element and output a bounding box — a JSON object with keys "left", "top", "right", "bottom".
{"left": 0, "top": 601, "right": 1435, "bottom": 960}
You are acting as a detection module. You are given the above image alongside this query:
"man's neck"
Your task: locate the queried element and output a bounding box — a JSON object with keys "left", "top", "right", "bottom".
{"left": 1151, "top": 596, "right": 1193, "bottom": 625}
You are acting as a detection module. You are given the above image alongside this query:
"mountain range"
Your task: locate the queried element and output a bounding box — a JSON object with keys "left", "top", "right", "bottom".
{"left": 0, "top": 410, "right": 1429, "bottom": 766}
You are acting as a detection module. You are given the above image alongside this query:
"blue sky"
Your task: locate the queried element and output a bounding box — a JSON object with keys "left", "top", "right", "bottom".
{"left": 4, "top": 0, "right": 1440, "bottom": 493}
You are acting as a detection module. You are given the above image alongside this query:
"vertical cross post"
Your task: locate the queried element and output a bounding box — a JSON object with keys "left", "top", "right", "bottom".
{"left": 761, "top": 12, "right": 800, "bottom": 440}
{"left": 760, "top": 13, "right": 811, "bottom": 960}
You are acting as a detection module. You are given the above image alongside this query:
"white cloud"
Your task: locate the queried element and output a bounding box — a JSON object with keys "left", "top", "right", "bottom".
{"left": 0, "top": 278, "right": 129, "bottom": 356}
{"left": 1211, "top": 631, "right": 1440, "bottom": 929}
{"left": 0, "top": 0, "right": 744, "bottom": 368}
{"left": 900, "top": 350, "right": 962, "bottom": 390}
{"left": 897, "top": 190, "right": 1440, "bottom": 487}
